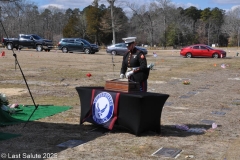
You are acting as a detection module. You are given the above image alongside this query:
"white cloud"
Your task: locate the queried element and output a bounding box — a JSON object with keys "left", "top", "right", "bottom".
{"left": 184, "top": 2, "right": 199, "bottom": 8}
{"left": 173, "top": 2, "right": 200, "bottom": 9}
{"left": 39, "top": 0, "right": 92, "bottom": 10}
{"left": 212, "top": 0, "right": 240, "bottom": 4}
{"left": 231, "top": 5, "right": 240, "bottom": 10}
{"left": 40, "top": 4, "right": 65, "bottom": 9}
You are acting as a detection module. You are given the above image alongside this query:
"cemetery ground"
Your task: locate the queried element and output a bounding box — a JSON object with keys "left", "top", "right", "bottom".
{"left": 0, "top": 47, "right": 240, "bottom": 160}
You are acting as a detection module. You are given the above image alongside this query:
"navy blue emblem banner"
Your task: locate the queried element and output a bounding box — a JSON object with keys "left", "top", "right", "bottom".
{"left": 81, "top": 89, "right": 120, "bottom": 130}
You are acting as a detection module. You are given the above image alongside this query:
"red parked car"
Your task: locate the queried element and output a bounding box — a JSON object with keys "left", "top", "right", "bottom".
{"left": 180, "top": 44, "right": 226, "bottom": 58}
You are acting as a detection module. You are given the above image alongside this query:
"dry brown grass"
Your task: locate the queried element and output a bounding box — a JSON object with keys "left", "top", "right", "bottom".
{"left": 0, "top": 48, "right": 240, "bottom": 160}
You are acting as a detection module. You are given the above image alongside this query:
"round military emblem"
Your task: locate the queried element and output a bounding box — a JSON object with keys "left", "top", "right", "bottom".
{"left": 92, "top": 92, "right": 114, "bottom": 124}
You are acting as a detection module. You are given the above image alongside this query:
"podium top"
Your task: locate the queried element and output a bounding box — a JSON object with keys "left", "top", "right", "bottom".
{"left": 105, "top": 79, "right": 140, "bottom": 92}
{"left": 106, "top": 78, "right": 128, "bottom": 82}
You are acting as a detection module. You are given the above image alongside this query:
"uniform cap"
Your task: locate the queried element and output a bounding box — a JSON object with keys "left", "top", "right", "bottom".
{"left": 122, "top": 37, "right": 136, "bottom": 44}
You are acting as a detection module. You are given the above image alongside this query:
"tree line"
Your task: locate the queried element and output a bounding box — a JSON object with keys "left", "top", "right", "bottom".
{"left": 0, "top": 0, "right": 240, "bottom": 48}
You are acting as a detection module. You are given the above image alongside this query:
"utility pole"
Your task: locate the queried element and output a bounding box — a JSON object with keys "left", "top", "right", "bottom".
{"left": 238, "top": 27, "right": 239, "bottom": 48}
{"left": 0, "top": 6, "right": 2, "bottom": 40}
{"left": 0, "top": 6, "right": 1, "bottom": 20}
{"left": 108, "top": 0, "right": 115, "bottom": 44}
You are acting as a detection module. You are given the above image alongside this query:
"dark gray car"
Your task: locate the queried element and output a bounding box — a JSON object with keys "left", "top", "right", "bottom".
{"left": 58, "top": 38, "right": 99, "bottom": 54}
{"left": 106, "top": 43, "right": 147, "bottom": 56}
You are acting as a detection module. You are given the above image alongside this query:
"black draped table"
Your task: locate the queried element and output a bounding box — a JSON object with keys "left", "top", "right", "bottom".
{"left": 76, "top": 86, "right": 169, "bottom": 135}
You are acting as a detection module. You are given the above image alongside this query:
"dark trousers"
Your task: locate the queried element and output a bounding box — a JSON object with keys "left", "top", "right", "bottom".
{"left": 129, "top": 75, "right": 148, "bottom": 92}
{"left": 140, "top": 80, "right": 147, "bottom": 92}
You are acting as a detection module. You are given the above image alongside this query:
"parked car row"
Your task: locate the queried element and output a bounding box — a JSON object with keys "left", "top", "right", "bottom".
{"left": 105, "top": 43, "right": 227, "bottom": 58}
{"left": 2, "top": 34, "right": 99, "bottom": 54}
{"left": 2, "top": 35, "right": 227, "bottom": 58}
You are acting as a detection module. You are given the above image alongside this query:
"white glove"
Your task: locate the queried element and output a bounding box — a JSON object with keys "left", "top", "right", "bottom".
{"left": 126, "top": 71, "right": 134, "bottom": 78}
{"left": 120, "top": 74, "right": 125, "bottom": 79}
{"left": 147, "top": 63, "right": 155, "bottom": 70}
{"left": 127, "top": 67, "right": 138, "bottom": 72}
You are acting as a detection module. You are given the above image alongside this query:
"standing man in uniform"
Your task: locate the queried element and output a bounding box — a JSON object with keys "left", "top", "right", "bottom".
{"left": 119, "top": 37, "right": 150, "bottom": 92}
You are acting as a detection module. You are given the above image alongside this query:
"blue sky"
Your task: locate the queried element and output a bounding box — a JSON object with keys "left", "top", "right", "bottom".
{"left": 35, "top": 0, "right": 240, "bottom": 11}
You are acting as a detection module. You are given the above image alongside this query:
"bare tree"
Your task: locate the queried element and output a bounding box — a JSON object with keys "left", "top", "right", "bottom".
{"left": 222, "top": 7, "right": 240, "bottom": 46}
{"left": 154, "top": 0, "right": 175, "bottom": 48}
{"left": 126, "top": 2, "right": 156, "bottom": 46}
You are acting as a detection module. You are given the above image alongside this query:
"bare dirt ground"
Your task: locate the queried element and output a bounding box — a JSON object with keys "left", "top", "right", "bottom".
{"left": 0, "top": 47, "right": 240, "bottom": 160}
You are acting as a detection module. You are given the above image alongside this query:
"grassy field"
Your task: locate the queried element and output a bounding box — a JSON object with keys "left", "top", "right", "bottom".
{"left": 0, "top": 48, "right": 240, "bottom": 159}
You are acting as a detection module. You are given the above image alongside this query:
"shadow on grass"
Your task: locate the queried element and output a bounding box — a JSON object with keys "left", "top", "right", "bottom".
{"left": 160, "top": 124, "right": 222, "bottom": 137}
{"left": 0, "top": 120, "right": 223, "bottom": 157}
{"left": 80, "top": 123, "right": 221, "bottom": 137}
{"left": 0, "top": 121, "right": 107, "bottom": 155}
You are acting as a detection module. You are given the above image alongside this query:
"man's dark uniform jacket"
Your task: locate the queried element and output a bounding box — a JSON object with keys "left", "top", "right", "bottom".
{"left": 120, "top": 47, "right": 149, "bottom": 83}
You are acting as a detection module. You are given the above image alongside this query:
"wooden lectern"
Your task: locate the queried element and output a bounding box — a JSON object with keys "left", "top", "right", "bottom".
{"left": 104, "top": 79, "right": 140, "bottom": 93}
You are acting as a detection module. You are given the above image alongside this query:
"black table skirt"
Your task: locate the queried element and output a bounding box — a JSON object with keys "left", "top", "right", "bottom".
{"left": 76, "top": 86, "right": 169, "bottom": 135}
